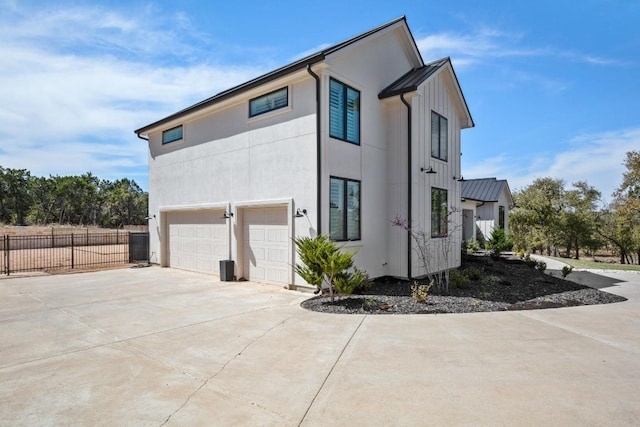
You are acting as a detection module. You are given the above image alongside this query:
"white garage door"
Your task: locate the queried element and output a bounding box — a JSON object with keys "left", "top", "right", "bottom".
{"left": 167, "top": 210, "right": 229, "bottom": 275}
{"left": 242, "top": 207, "right": 289, "bottom": 285}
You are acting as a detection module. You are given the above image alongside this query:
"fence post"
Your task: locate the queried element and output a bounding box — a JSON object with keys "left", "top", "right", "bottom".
{"left": 5, "top": 235, "right": 10, "bottom": 276}
{"left": 71, "top": 233, "right": 75, "bottom": 269}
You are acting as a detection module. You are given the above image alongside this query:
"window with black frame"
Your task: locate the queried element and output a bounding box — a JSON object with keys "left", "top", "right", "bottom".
{"left": 329, "top": 78, "right": 360, "bottom": 145}
{"left": 431, "top": 187, "right": 448, "bottom": 238}
{"left": 330, "top": 177, "right": 361, "bottom": 241}
{"left": 431, "top": 111, "right": 448, "bottom": 161}
{"left": 162, "top": 125, "right": 183, "bottom": 144}
{"left": 249, "top": 87, "right": 288, "bottom": 117}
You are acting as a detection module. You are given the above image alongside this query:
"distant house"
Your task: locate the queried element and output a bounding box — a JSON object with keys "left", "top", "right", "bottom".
{"left": 461, "top": 178, "right": 514, "bottom": 243}
{"left": 134, "top": 16, "right": 474, "bottom": 289}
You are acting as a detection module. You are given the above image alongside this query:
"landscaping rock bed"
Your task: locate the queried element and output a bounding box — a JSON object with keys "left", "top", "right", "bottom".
{"left": 301, "top": 255, "right": 627, "bottom": 315}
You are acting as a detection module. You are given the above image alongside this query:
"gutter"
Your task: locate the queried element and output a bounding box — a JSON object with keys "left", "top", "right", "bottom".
{"left": 400, "top": 93, "right": 412, "bottom": 279}
{"left": 307, "top": 65, "right": 322, "bottom": 234}
{"left": 137, "top": 133, "right": 149, "bottom": 141}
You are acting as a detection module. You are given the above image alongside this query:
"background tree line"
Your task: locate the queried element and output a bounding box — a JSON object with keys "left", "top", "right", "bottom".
{"left": 0, "top": 166, "right": 148, "bottom": 228}
{"left": 510, "top": 150, "right": 640, "bottom": 264}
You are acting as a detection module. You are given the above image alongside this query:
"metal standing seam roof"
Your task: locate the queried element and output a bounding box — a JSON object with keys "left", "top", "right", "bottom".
{"left": 378, "top": 57, "right": 474, "bottom": 128}
{"left": 461, "top": 178, "right": 512, "bottom": 203}
{"left": 135, "top": 16, "right": 415, "bottom": 135}
{"left": 378, "top": 57, "right": 449, "bottom": 99}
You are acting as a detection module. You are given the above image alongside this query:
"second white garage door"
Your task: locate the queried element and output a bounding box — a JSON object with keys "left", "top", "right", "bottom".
{"left": 167, "top": 210, "right": 229, "bottom": 275}
{"left": 242, "top": 207, "right": 289, "bottom": 285}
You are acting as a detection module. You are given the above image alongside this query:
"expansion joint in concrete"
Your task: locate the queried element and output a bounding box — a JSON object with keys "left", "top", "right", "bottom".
{"left": 297, "top": 315, "right": 367, "bottom": 426}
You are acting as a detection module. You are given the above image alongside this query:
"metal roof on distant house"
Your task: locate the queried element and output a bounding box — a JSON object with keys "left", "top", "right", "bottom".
{"left": 461, "top": 178, "right": 514, "bottom": 206}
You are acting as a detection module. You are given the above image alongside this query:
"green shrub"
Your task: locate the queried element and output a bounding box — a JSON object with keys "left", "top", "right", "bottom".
{"left": 488, "top": 228, "right": 513, "bottom": 257}
{"left": 333, "top": 267, "right": 371, "bottom": 294}
{"left": 523, "top": 254, "right": 538, "bottom": 268}
{"left": 463, "top": 267, "right": 484, "bottom": 281}
{"left": 294, "top": 235, "right": 368, "bottom": 301}
{"left": 448, "top": 269, "right": 470, "bottom": 288}
{"left": 561, "top": 265, "right": 574, "bottom": 278}
{"left": 465, "top": 239, "right": 481, "bottom": 254}
{"left": 361, "top": 297, "right": 380, "bottom": 311}
{"left": 535, "top": 261, "right": 547, "bottom": 272}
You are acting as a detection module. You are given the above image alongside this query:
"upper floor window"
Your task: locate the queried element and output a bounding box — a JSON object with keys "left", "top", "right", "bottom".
{"left": 431, "top": 187, "right": 448, "bottom": 238}
{"left": 330, "top": 176, "right": 361, "bottom": 241}
{"left": 249, "top": 87, "right": 288, "bottom": 117}
{"left": 329, "top": 78, "right": 360, "bottom": 144}
{"left": 431, "top": 111, "right": 448, "bottom": 161}
{"left": 162, "top": 125, "right": 183, "bottom": 144}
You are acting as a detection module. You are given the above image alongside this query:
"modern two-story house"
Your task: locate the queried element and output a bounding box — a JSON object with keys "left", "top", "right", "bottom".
{"left": 135, "top": 16, "right": 474, "bottom": 290}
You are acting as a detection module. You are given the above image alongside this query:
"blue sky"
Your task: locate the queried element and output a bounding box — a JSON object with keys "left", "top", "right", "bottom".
{"left": 1, "top": 0, "right": 638, "bottom": 201}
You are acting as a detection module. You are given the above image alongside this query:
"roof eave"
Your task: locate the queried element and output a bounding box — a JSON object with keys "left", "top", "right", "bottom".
{"left": 134, "top": 53, "right": 325, "bottom": 135}
{"left": 445, "top": 58, "right": 475, "bottom": 129}
{"left": 135, "top": 16, "right": 413, "bottom": 136}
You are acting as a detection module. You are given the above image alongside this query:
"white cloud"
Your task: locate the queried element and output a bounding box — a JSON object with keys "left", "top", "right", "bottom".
{"left": 463, "top": 127, "right": 640, "bottom": 200}
{"left": 416, "top": 27, "right": 618, "bottom": 67}
{"left": 0, "top": 3, "right": 266, "bottom": 189}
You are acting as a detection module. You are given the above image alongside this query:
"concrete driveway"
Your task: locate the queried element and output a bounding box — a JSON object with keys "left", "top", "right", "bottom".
{"left": 1, "top": 266, "right": 639, "bottom": 426}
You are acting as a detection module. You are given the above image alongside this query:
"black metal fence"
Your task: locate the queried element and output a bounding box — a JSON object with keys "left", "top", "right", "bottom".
{"left": 1, "top": 231, "right": 149, "bottom": 275}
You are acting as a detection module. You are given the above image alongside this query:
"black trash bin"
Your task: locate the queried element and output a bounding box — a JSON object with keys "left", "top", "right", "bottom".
{"left": 219, "top": 260, "right": 234, "bottom": 281}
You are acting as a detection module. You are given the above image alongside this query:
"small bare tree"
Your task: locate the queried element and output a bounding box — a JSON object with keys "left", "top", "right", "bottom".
{"left": 392, "top": 208, "right": 462, "bottom": 293}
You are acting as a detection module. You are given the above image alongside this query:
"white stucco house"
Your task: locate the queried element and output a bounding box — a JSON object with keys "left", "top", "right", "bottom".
{"left": 461, "top": 178, "right": 515, "bottom": 243}
{"left": 135, "top": 16, "right": 474, "bottom": 290}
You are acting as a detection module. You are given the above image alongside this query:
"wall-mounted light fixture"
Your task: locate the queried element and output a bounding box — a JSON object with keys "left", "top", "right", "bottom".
{"left": 222, "top": 212, "right": 234, "bottom": 219}
{"left": 420, "top": 166, "right": 437, "bottom": 174}
{"left": 295, "top": 208, "right": 307, "bottom": 218}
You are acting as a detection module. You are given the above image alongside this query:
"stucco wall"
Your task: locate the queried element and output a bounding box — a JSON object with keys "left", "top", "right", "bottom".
{"left": 146, "top": 76, "right": 318, "bottom": 280}
{"left": 320, "top": 26, "right": 416, "bottom": 279}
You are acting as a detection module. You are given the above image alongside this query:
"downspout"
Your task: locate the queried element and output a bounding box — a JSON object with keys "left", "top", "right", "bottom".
{"left": 136, "top": 133, "right": 149, "bottom": 141}
{"left": 307, "top": 64, "right": 321, "bottom": 234}
{"left": 400, "top": 93, "right": 412, "bottom": 279}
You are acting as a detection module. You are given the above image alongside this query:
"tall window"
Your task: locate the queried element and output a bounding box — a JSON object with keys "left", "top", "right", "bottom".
{"left": 431, "top": 111, "right": 448, "bottom": 161}
{"left": 249, "top": 87, "right": 288, "bottom": 117}
{"left": 329, "top": 78, "right": 360, "bottom": 144}
{"left": 330, "top": 177, "right": 361, "bottom": 241}
{"left": 162, "top": 125, "right": 183, "bottom": 144}
{"left": 431, "top": 188, "right": 448, "bottom": 238}
{"left": 499, "top": 205, "right": 505, "bottom": 229}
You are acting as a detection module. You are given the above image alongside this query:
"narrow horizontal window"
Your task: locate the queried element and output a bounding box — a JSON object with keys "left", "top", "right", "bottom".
{"left": 162, "top": 125, "right": 183, "bottom": 144}
{"left": 249, "top": 87, "right": 288, "bottom": 117}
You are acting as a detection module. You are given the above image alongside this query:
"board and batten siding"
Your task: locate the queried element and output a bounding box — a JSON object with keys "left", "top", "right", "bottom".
{"left": 410, "top": 70, "right": 463, "bottom": 278}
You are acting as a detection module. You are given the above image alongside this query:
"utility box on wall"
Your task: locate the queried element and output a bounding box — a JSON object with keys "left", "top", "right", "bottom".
{"left": 219, "top": 260, "right": 234, "bottom": 281}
